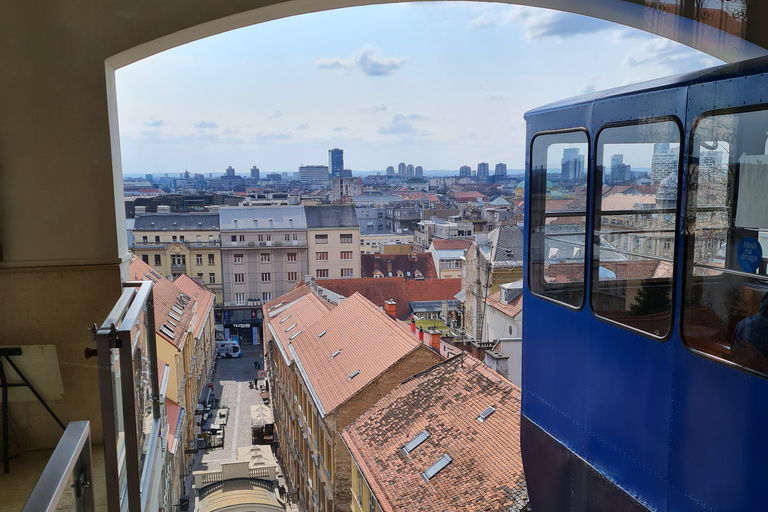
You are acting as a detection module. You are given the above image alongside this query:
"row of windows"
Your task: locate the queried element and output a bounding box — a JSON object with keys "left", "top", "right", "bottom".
{"left": 314, "top": 233, "right": 354, "bottom": 244}
{"left": 140, "top": 234, "right": 215, "bottom": 243}
{"left": 235, "top": 292, "right": 272, "bottom": 304}
{"left": 232, "top": 271, "right": 300, "bottom": 284}
{"left": 315, "top": 251, "right": 353, "bottom": 261}
{"left": 142, "top": 253, "right": 216, "bottom": 266}
{"left": 232, "top": 252, "right": 298, "bottom": 263}
{"left": 529, "top": 109, "right": 768, "bottom": 378}
{"left": 314, "top": 268, "right": 354, "bottom": 278}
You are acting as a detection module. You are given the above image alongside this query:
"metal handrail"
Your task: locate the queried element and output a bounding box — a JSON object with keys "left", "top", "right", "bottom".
{"left": 22, "top": 421, "right": 94, "bottom": 512}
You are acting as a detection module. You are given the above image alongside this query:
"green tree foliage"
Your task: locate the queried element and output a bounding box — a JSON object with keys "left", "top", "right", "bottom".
{"left": 629, "top": 279, "right": 671, "bottom": 316}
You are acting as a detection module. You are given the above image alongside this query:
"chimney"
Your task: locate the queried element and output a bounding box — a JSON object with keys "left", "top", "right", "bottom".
{"left": 387, "top": 260, "right": 393, "bottom": 275}
{"left": 418, "top": 327, "right": 424, "bottom": 342}
{"left": 135, "top": 205, "right": 146, "bottom": 214}
{"left": 428, "top": 330, "right": 441, "bottom": 350}
{"left": 384, "top": 300, "right": 396, "bottom": 319}
{"left": 410, "top": 318, "right": 416, "bottom": 333}
{"left": 157, "top": 205, "right": 171, "bottom": 214}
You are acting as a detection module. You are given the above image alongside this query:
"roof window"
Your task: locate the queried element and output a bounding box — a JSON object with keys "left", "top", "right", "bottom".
{"left": 421, "top": 454, "right": 452, "bottom": 482}
{"left": 477, "top": 406, "right": 496, "bottom": 423}
{"left": 279, "top": 314, "right": 291, "bottom": 324}
{"left": 402, "top": 430, "right": 430, "bottom": 455}
{"left": 331, "top": 349, "right": 342, "bottom": 359}
{"left": 317, "top": 330, "right": 327, "bottom": 339}
{"left": 289, "top": 330, "right": 302, "bottom": 340}
{"left": 348, "top": 370, "right": 360, "bottom": 380}
{"left": 285, "top": 323, "right": 297, "bottom": 333}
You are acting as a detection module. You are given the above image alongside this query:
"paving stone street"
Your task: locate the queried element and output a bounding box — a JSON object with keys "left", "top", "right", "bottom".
{"left": 185, "top": 341, "right": 268, "bottom": 486}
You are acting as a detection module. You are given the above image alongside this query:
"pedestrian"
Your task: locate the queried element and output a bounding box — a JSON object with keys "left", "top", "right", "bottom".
{"left": 253, "top": 360, "right": 258, "bottom": 370}
{"left": 256, "top": 361, "right": 261, "bottom": 370}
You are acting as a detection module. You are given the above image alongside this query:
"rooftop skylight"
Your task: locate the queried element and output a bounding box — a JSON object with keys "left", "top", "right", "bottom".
{"left": 402, "top": 430, "right": 430, "bottom": 455}
{"left": 285, "top": 323, "right": 297, "bottom": 333}
{"left": 331, "top": 349, "right": 342, "bottom": 359}
{"left": 421, "top": 454, "right": 452, "bottom": 482}
{"left": 348, "top": 370, "right": 360, "bottom": 380}
{"left": 279, "top": 314, "right": 291, "bottom": 324}
{"left": 477, "top": 406, "right": 496, "bottom": 423}
{"left": 289, "top": 330, "right": 302, "bottom": 340}
{"left": 317, "top": 330, "right": 327, "bottom": 338}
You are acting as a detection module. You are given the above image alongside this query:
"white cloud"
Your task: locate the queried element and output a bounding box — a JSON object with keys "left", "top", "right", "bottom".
{"left": 361, "top": 104, "right": 388, "bottom": 112}
{"left": 194, "top": 120, "right": 218, "bottom": 129}
{"left": 144, "top": 116, "right": 166, "bottom": 127}
{"left": 316, "top": 45, "right": 406, "bottom": 76}
{"left": 378, "top": 113, "right": 429, "bottom": 135}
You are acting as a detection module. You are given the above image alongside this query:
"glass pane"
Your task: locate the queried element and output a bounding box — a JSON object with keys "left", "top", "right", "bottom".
{"left": 529, "top": 131, "right": 589, "bottom": 307}
{"left": 129, "top": 302, "right": 154, "bottom": 494}
{"left": 110, "top": 348, "right": 129, "bottom": 512}
{"left": 684, "top": 109, "right": 768, "bottom": 376}
{"left": 592, "top": 121, "right": 680, "bottom": 337}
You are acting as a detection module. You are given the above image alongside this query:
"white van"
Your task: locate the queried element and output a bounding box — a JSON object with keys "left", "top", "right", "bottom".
{"left": 216, "top": 340, "right": 242, "bottom": 358}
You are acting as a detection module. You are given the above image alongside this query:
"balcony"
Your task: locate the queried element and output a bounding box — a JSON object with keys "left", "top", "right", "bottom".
{"left": 133, "top": 240, "right": 221, "bottom": 249}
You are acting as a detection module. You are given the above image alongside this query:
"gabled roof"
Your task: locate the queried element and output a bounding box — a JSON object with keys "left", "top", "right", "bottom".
{"left": 219, "top": 205, "right": 307, "bottom": 231}
{"left": 601, "top": 194, "right": 656, "bottom": 211}
{"left": 133, "top": 213, "right": 219, "bottom": 231}
{"left": 487, "top": 225, "right": 524, "bottom": 265}
{"left": 318, "top": 278, "right": 462, "bottom": 321}
{"left": 128, "top": 256, "right": 193, "bottom": 349}
{"left": 266, "top": 290, "right": 332, "bottom": 364}
{"left": 431, "top": 239, "right": 472, "bottom": 251}
{"left": 272, "top": 292, "right": 423, "bottom": 416}
{"left": 485, "top": 289, "right": 523, "bottom": 318}
{"left": 173, "top": 274, "right": 215, "bottom": 339}
{"left": 166, "top": 397, "right": 184, "bottom": 454}
{"left": 360, "top": 253, "right": 437, "bottom": 279}
{"left": 340, "top": 355, "right": 527, "bottom": 512}
{"left": 304, "top": 204, "right": 359, "bottom": 228}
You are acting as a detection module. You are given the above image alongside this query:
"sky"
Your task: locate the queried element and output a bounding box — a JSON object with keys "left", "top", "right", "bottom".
{"left": 115, "top": 2, "right": 722, "bottom": 177}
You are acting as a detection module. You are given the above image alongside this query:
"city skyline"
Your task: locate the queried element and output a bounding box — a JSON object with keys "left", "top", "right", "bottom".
{"left": 116, "top": 2, "right": 721, "bottom": 176}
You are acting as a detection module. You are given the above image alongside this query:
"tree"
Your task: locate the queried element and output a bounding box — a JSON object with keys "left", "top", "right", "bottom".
{"left": 629, "top": 279, "right": 671, "bottom": 316}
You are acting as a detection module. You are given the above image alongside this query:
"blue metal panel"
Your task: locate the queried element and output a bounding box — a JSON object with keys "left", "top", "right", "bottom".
{"left": 668, "top": 342, "right": 768, "bottom": 511}
{"left": 583, "top": 321, "right": 675, "bottom": 511}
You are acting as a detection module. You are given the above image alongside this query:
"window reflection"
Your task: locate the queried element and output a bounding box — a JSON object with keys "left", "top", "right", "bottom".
{"left": 684, "top": 109, "right": 768, "bottom": 376}
{"left": 592, "top": 121, "right": 680, "bottom": 338}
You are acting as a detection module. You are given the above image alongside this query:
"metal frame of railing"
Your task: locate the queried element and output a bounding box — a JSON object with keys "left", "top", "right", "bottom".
{"left": 22, "top": 421, "right": 94, "bottom": 512}
{"left": 93, "top": 280, "right": 162, "bottom": 512}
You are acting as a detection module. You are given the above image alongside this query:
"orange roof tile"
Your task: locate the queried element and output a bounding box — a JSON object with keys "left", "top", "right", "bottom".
{"left": 173, "top": 274, "right": 215, "bottom": 340}
{"left": 266, "top": 291, "right": 332, "bottom": 364}
{"left": 340, "top": 355, "right": 527, "bottom": 512}
{"left": 485, "top": 289, "right": 523, "bottom": 318}
{"left": 128, "top": 256, "right": 193, "bottom": 350}
{"left": 277, "top": 292, "right": 424, "bottom": 415}
{"left": 431, "top": 239, "right": 472, "bottom": 251}
{"left": 166, "top": 397, "right": 183, "bottom": 453}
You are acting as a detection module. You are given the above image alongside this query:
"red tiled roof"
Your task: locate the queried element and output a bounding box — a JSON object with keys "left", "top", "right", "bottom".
{"left": 451, "top": 191, "right": 488, "bottom": 202}
{"left": 485, "top": 289, "right": 523, "bottom": 318}
{"left": 128, "top": 256, "right": 193, "bottom": 350}
{"left": 340, "top": 355, "right": 527, "bottom": 512}
{"left": 431, "top": 239, "right": 472, "bottom": 251}
{"left": 266, "top": 290, "right": 332, "bottom": 364}
{"left": 319, "top": 278, "right": 462, "bottom": 320}
{"left": 274, "top": 292, "right": 425, "bottom": 415}
{"left": 173, "top": 274, "right": 215, "bottom": 340}
{"left": 165, "top": 398, "right": 183, "bottom": 453}
{"left": 405, "top": 279, "right": 461, "bottom": 302}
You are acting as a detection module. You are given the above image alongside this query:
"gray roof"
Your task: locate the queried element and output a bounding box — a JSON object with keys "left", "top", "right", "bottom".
{"left": 304, "top": 205, "right": 359, "bottom": 229}
{"left": 489, "top": 225, "right": 524, "bottom": 265}
{"left": 133, "top": 213, "right": 219, "bottom": 231}
{"left": 219, "top": 205, "right": 307, "bottom": 231}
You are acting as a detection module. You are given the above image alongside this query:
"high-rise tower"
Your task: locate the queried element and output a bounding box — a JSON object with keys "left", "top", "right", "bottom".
{"left": 329, "top": 148, "right": 344, "bottom": 178}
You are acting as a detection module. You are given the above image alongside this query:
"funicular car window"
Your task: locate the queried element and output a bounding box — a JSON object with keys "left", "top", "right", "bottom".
{"left": 592, "top": 121, "right": 680, "bottom": 338}
{"left": 683, "top": 109, "right": 768, "bottom": 376}
{"left": 529, "top": 131, "right": 589, "bottom": 308}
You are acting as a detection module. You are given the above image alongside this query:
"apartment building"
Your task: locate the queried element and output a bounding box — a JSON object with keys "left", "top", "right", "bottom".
{"left": 262, "top": 287, "right": 443, "bottom": 512}
{"left": 305, "top": 205, "right": 361, "bottom": 280}
{"left": 462, "top": 226, "right": 524, "bottom": 340}
{"left": 128, "top": 256, "right": 216, "bottom": 502}
{"left": 131, "top": 211, "right": 223, "bottom": 302}
{"left": 218, "top": 206, "right": 308, "bottom": 342}
{"left": 340, "top": 354, "right": 528, "bottom": 512}
{"left": 427, "top": 239, "right": 472, "bottom": 280}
